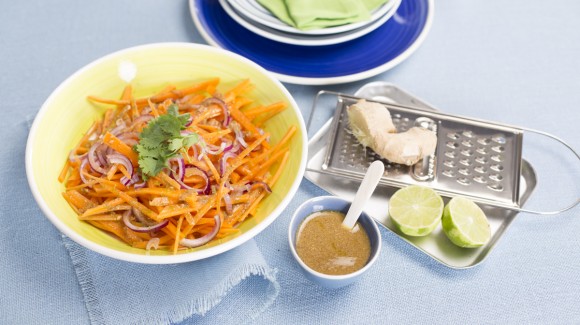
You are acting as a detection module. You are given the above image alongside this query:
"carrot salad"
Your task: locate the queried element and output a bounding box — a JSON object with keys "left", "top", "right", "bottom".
{"left": 59, "top": 78, "right": 296, "bottom": 253}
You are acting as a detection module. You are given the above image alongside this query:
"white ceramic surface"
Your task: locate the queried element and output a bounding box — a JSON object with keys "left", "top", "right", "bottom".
{"left": 218, "top": 0, "right": 401, "bottom": 46}
{"left": 228, "top": 0, "right": 400, "bottom": 36}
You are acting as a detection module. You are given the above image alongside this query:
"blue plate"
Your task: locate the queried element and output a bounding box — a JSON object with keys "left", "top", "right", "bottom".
{"left": 189, "top": 0, "right": 433, "bottom": 85}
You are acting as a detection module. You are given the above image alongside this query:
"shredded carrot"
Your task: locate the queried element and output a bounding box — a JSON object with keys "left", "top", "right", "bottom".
{"left": 102, "top": 132, "right": 139, "bottom": 166}
{"left": 60, "top": 79, "right": 294, "bottom": 253}
{"left": 243, "top": 101, "right": 286, "bottom": 119}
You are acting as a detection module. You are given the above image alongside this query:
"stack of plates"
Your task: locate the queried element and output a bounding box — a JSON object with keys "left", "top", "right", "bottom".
{"left": 189, "top": 0, "right": 434, "bottom": 85}
{"left": 222, "top": 0, "right": 402, "bottom": 46}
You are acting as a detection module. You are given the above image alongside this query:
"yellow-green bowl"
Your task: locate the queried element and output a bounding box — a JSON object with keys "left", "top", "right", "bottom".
{"left": 25, "top": 43, "right": 307, "bottom": 264}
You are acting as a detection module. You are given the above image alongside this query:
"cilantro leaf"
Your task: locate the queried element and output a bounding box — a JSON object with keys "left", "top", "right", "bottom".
{"left": 135, "top": 106, "right": 197, "bottom": 179}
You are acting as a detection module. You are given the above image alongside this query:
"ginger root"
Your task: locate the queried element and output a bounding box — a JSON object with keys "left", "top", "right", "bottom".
{"left": 347, "top": 99, "right": 437, "bottom": 166}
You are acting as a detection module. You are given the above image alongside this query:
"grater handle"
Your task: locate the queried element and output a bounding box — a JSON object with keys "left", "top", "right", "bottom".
{"left": 510, "top": 127, "right": 579, "bottom": 215}
{"left": 306, "top": 90, "right": 333, "bottom": 138}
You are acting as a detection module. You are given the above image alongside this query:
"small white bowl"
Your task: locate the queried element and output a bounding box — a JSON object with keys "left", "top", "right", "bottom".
{"left": 288, "top": 196, "right": 382, "bottom": 289}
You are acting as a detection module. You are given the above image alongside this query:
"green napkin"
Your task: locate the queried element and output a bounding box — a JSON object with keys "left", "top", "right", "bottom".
{"left": 257, "top": 0, "right": 389, "bottom": 31}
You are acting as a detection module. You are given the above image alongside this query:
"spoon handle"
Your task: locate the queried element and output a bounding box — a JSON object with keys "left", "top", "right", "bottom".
{"left": 342, "top": 160, "right": 385, "bottom": 229}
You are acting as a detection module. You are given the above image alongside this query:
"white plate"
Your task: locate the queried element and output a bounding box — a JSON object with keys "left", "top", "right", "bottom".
{"left": 228, "top": 0, "right": 400, "bottom": 36}
{"left": 219, "top": 0, "right": 401, "bottom": 46}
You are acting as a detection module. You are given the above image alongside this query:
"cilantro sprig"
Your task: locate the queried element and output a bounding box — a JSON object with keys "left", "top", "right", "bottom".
{"left": 135, "top": 104, "right": 198, "bottom": 179}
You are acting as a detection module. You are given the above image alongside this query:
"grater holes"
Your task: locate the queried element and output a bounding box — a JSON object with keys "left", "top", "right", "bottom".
{"left": 442, "top": 169, "right": 455, "bottom": 177}
{"left": 458, "top": 168, "right": 471, "bottom": 176}
{"left": 490, "top": 164, "right": 504, "bottom": 172}
{"left": 477, "top": 137, "right": 491, "bottom": 145}
{"left": 447, "top": 132, "right": 460, "bottom": 140}
{"left": 414, "top": 117, "right": 436, "bottom": 130}
{"left": 459, "top": 158, "right": 471, "bottom": 166}
{"left": 492, "top": 145, "right": 505, "bottom": 153}
{"left": 444, "top": 160, "right": 456, "bottom": 168}
{"left": 461, "top": 140, "right": 473, "bottom": 147}
{"left": 476, "top": 147, "right": 487, "bottom": 154}
{"left": 491, "top": 155, "right": 503, "bottom": 162}
{"left": 489, "top": 174, "right": 503, "bottom": 181}
{"left": 476, "top": 156, "right": 488, "bottom": 164}
{"left": 462, "top": 130, "right": 474, "bottom": 138}
{"left": 474, "top": 176, "right": 487, "bottom": 184}
{"left": 445, "top": 151, "right": 456, "bottom": 158}
{"left": 474, "top": 166, "right": 487, "bottom": 174}
{"left": 447, "top": 141, "right": 460, "bottom": 149}
{"left": 457, "top": 177, "right": 471, "bottom": 185}
{"left": 460, "top": 149, "right": 474, "bottom": 157}
{"left": 488, "top": 183, "right": 504, "bottom": 192}
{"left": 492, "top": 134, "right": 507, "bottom": 144}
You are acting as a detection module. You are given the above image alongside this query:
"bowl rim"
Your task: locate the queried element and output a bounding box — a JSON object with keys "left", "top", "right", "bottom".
{"left": 25, "top": 42, "right": 308, "bottom": 264}
{"left": 288, "top": 195, "right": 382, "bottom": 281}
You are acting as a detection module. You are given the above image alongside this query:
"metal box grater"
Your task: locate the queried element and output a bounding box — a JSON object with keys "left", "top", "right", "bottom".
{"left": 308, "top": 90, "right": 578, "bottom": 215}
{"left": 323, "top": 95, "right": 523, "bottom": 210}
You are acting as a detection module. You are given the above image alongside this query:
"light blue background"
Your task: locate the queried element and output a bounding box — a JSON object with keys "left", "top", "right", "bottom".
{"left": 1, "top": 0, "right": 579, "bottom": 324}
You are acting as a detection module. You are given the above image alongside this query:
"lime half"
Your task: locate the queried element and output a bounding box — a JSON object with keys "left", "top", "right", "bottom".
{"left": 388, "top": 186, "right": 444, "bottom": 236}
{"left": 442, "top": 197, "right": 491, "bottom": 248}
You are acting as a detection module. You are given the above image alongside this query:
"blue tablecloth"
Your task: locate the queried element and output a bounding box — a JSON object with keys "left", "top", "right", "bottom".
{"left": 1, "top": 1, "right": 579, "bottom": 324}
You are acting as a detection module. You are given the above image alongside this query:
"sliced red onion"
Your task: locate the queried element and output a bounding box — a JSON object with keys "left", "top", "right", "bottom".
{"left": 133, "top": 181, "right": 147, "bottom": 189}
{"left": 185, "top": 165, "right": 211, "bottom": 195}
{"left": 131, "top": 114, "right": 153, "bottom": 129}
{"left": 205, "top": 142, "right": 228, "bottom": 155}
{"left": 68, "top": 151, "right": 87, "bottom": 163}
{"left": 107, "top": 153, "right": 134, "bottom": 185}
{"left": 121, "top": 177, "right": 131, "bottom": 186}
{"left": 250, "top": 181, "right": 272, "bottom": 193}
{"left": 96, "top": 145, "right": 109, "bottom": 167}
{"left": 132, "top": 207, "right": 154, "bottom": 226}
{"left": 122, "top": 210, "right": 168, "bottom": 233}
{"left": 79, "top": 158, "right": 90, "bottom": 184}
{"left": 116, "top": 131, "right": 139, "bottom": 139}
{"left": 202, "top": 97, "right": 228, "bottom": 126}
{"left": 225, "top": 141, "right": 241, "bottom": 154}
{"left": 146, "top": 238, "right": 160, "bottom": 251}
{"left": 223, "top": 194, "right": 233, "bottom": 215}
{"left": 234, "top": 127, "right": 248, "bottom": 148}
{"left": 190, "top": 143, "right": 198, "bottom": 161}
{"left": 196, "top": 143, "right": 205, "bottom": 161}
{"left": 179, "top": 215, "right": 220, "bottom": 248}
{"left": 185, "top": 115, "right": 193, "bottom": 127}
{"left": 124, "top": 173, "right": 142, "bottom": 187}
{"left": 219, "top": 152, "right": 238, "bottom": 176}
{"left": 231, "top": 182, "right": 251, "bottom": 194}
{"left": 88, "top": 142, "right": 108, "bottom": 174}
{"left": 173, "top": 175, "right": 193, "bottom": 190}
{"left": 168, "top": 157, "right": 185, "bottom": 181}
{"left": 141, "top": 106, "right": 152, "bottom": 115}
{"left": 110, "top": 119, "right": 127, "bottom": 135}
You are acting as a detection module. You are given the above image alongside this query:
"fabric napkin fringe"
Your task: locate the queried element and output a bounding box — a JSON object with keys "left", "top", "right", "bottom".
{"left": 161, "top": 263, "right": 279, "bottom": 325}
{"left": 64, "top": 236, "right": 106, "bottom": 325}
{"left": 62, "top": 235, "right": 280, "bottom": 325}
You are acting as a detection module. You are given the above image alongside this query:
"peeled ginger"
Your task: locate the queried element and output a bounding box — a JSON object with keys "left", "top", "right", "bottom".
{"left": 347, "top": 100, "right": 437, "bottom": 166}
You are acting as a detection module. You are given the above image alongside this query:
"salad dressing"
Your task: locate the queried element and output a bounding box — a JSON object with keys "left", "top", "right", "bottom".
{"left": 296, "top": 210, "right": 371, "bottom": 275}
